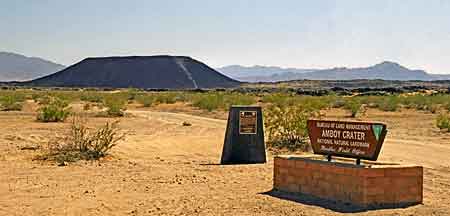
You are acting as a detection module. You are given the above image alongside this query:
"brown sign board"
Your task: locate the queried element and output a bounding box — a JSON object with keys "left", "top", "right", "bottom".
{"left": 307, "top": 119, "right": 387, "bottom": 160}
{"left": 239, "top": 111, "right": 257, "bottom": 134}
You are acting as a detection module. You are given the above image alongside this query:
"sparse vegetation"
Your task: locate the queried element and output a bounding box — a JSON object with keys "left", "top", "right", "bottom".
{"left": 36, "top": 97, "right": 71, "bottom": 122}
{"left": 343, "top": 98, "right": 364, "bottom": 117}
{"left": 374, "top": 96, "right": 399, "bottom": 112}
{"left": 103, "top": 95, "right": 127, "bottom": 117}
{"left": 436, "top": 113, "right": 450, "bottom": 132}
{"left": 191, "top": 93, "right": 255, "bottom": 111}
{"left": 135, "top": 94, "right": 154, "bottom": 107}
{"left": 0, "top": 95, "right": 24, "bottom": 111}
{"left": 264, "top": 104, "right": 319, "bottom": 151}
{"left": 80, "top": 93, "right": 103, "bottom": 103}
{"left": 38, "top": 118, "right": 125, "bottom": 164}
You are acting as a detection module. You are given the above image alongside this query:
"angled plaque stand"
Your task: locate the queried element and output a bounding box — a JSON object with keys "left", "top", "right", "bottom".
{"left": 220, "top": 106, "right": 266, "bottom": 164}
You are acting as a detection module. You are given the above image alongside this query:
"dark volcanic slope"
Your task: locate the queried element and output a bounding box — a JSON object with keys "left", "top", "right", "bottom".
{"left": 29, "top": 56, "right": 240, "bottom": 89}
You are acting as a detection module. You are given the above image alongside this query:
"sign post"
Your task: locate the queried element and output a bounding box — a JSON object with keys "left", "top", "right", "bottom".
{"left": 220, "top": 106, "right": 266, "bottom": 164}
{"left": 307, "top": 119, "right": 387, "bottom": 162}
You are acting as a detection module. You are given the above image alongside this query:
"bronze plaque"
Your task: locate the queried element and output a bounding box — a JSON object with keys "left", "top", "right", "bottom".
{"left": 307, "top": 119, "right": 387, "bottom": 160}
{"left": 239, "top": 111, "right": 257, "bottom": 134}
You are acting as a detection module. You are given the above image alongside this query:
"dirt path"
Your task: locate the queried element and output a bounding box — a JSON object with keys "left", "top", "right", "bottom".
{"left": 0, "top": 109, "right": 449, "bottom": 215}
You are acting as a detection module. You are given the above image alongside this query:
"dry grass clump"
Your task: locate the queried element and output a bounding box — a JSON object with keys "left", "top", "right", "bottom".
{"left": 37, "top": 118, "right": 125, "bottom": 164}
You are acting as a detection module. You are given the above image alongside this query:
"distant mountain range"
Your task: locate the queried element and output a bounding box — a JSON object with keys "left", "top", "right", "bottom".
{"left": 0, "top": 52, "right": 65, "bottom": 81}
{"left": 2, "top": 51, "right": 449, "bottom": 84}
{"left": 217, "top": 62, "right": 450, "bottom": 82}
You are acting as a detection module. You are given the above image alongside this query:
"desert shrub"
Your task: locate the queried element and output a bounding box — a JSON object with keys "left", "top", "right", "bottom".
{"left": 299, "top": 96, "right": 331, "bottom": 111}
{"left": 262, "top": 93, "right": 298, "bottom": 106}
{"left": 135, "top": 95, "right": 154, "bottom": 107}
{"left": 192, "top": 94, "right": 223, "bottom": 111}
{"left": 375, "top": 96, "right": 399, "bottom": 112}
{"left": 224, "top": 93, "right": 255, "bottom": 107}
{"left": 39, "top": 119, "right": 125, "bottom": 163}
{"left": 36, "top": 95, "right": 53, "bottom": 105}
{"left": 445, "top": 103, "right": 450, "bottom": 112}
{"left": 191, "top": 93, "right": 255, "bottom": 111}
{"left": 0, "top": 95, "right": 23, "bottom": 111}
{"left": 264, "top": 105, "right": 318, "bottom": 151}
{"left": 80, "top": 93, "right": 103, "bottom": 103}
{"left": 37, "top": 97, "right": 71, "bottom": 122}
{"left": 436, "top": 113, "right": 450, "bottom": 132}
{"left": 31, "top": 93, "right": 43, "bottom": 102}
{"left": 428, "top": 104, "right": 440, "bottom": 114}
{"left": 343, "top": 98, "right": 364, "bottom": 117}
{"left": 154, "top": 93, "right": 179, "bottom": 104}
{"left": 126, "top": 88, "right": 139, "bottom": 101}
{"left": 103, "top": 96, "right": 127, "bottom": 117}
{"left": 331, "top": 97, "right": 346, "bottom": 108}
{"left": 262, "top": 94, "right": 332, "bottom": 111}
{"left": 83, "top": 103, "right": 91, "bottom": 111}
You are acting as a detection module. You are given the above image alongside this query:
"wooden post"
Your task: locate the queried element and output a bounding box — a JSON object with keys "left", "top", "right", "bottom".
{"left": 220, "top": 106, "right": 266, "bottom": 164}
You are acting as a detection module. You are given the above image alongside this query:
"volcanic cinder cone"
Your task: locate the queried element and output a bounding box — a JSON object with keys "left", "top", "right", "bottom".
{"left": 29, "top": 55, "right": 240, "bottom": 89}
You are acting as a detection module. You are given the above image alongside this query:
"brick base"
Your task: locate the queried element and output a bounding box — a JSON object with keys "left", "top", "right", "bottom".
{"left": 274, "top": 155, "right": 423, "bottom": 208}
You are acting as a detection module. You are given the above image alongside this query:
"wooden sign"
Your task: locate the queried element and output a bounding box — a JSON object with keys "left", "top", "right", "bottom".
{"left": 307, "top": 120, "right": 387, "bottom": 160}
{"left": 239, "top": 111, "right": 257, "bottom": 134}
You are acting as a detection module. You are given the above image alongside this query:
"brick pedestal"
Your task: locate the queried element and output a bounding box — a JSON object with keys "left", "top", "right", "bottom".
{"left": 274, "top": 155, "right": 423, "bottom": 208}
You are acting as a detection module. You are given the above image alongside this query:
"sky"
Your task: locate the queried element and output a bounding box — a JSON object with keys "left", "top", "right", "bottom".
{"left": 1, "top": 0, "right": 450, "bottom": 73}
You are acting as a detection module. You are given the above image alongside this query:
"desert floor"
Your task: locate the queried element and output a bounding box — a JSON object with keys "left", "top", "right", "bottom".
{"left": 1, "top": 104, "right": 450, "bottom": 216}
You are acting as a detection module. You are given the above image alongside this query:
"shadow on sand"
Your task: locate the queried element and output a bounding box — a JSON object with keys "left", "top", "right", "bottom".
{"left": 260, "top": 189, "right": 420, "bottom": 213}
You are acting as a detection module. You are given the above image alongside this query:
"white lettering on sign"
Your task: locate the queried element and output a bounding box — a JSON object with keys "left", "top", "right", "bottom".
{"left": 321, "top": 130, "right": 341, "bottom": 138}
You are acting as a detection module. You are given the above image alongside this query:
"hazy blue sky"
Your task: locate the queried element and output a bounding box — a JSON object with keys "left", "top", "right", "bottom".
{"left": 1, "top": 0, "right": 449, "bottom": 73}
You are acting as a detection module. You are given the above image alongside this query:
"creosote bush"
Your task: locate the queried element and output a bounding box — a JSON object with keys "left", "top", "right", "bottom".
{"left": 375, "top": 96, "right": 399, "bottom": 112}
{"left": 38, "top": 118, "right": 125, "bottom": 164}
{"left": 436, "top": 113, "right": 450, "bottom": 132}
{"left": 135, "top": 95, "right": 154, "bottom": 107}
{"left": 191, "top": 93, "right": 255, "bottom": 111}
{"left": 264, "top": 104, "right": 319, "bottom": 151}
{"left": 37, "top": 97, "right": 71, "bottom": 122}
{"left": 0, "top": 95, "right": 23, "bottom": 111}
{"left": 103, "top": 96, "right": 127, "bottom": 117}
{"left": 343, "top": 98, "right": 364, "bottom": 117}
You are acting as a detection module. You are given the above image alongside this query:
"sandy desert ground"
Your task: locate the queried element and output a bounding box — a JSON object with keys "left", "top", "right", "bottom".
{"left": 1, "top": 105, "right": 450, "bottom": 215}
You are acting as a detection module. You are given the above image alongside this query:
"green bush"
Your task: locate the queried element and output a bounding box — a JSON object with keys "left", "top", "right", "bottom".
{"left": 375, "top": 96, "right": 399, "bottom": 112}
{"left": 192, "top": 94, "right": 224, "bottom": 111}
{"left": 331, "top": 97, "right": 346, "bottom": 108}
{"left": 36, "top": 95, "right": 52, "bottom": 105}
{"left": 135, "top": 95, "right": 154, "bottom": 107}
{"left": 103, "top": 96, "right": 127, "bottom": 117}
{"left": 0, "top": 95, "right": 23, "bottom": 111}
{"left": 80, "top": 93, "right": 103, "bottom": 103}
{"left": 445, "top": 103, "right": 450, "bottom": 112}
{"left": 154, "top": 93, "right": 178, "bottom": 104}
{"left": 126, "top": 88, "right": 139, "bottom": 101}
{"left": 191, "top": 93, "right": 255, "bottom": 111}
{"left": 436, "top": 113, "right": 450, "bottom": 132}
{"left": 343, "top": 98, "right": 364, "bottom": 117}
{"left": 37, "top": 98, "right": 71, "bottom": 122}
{"left": 38, "top": 119, "right": 125, "bottom": 163}
{"left": 264, "top": 105, "right": 318, "bottom": 151}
